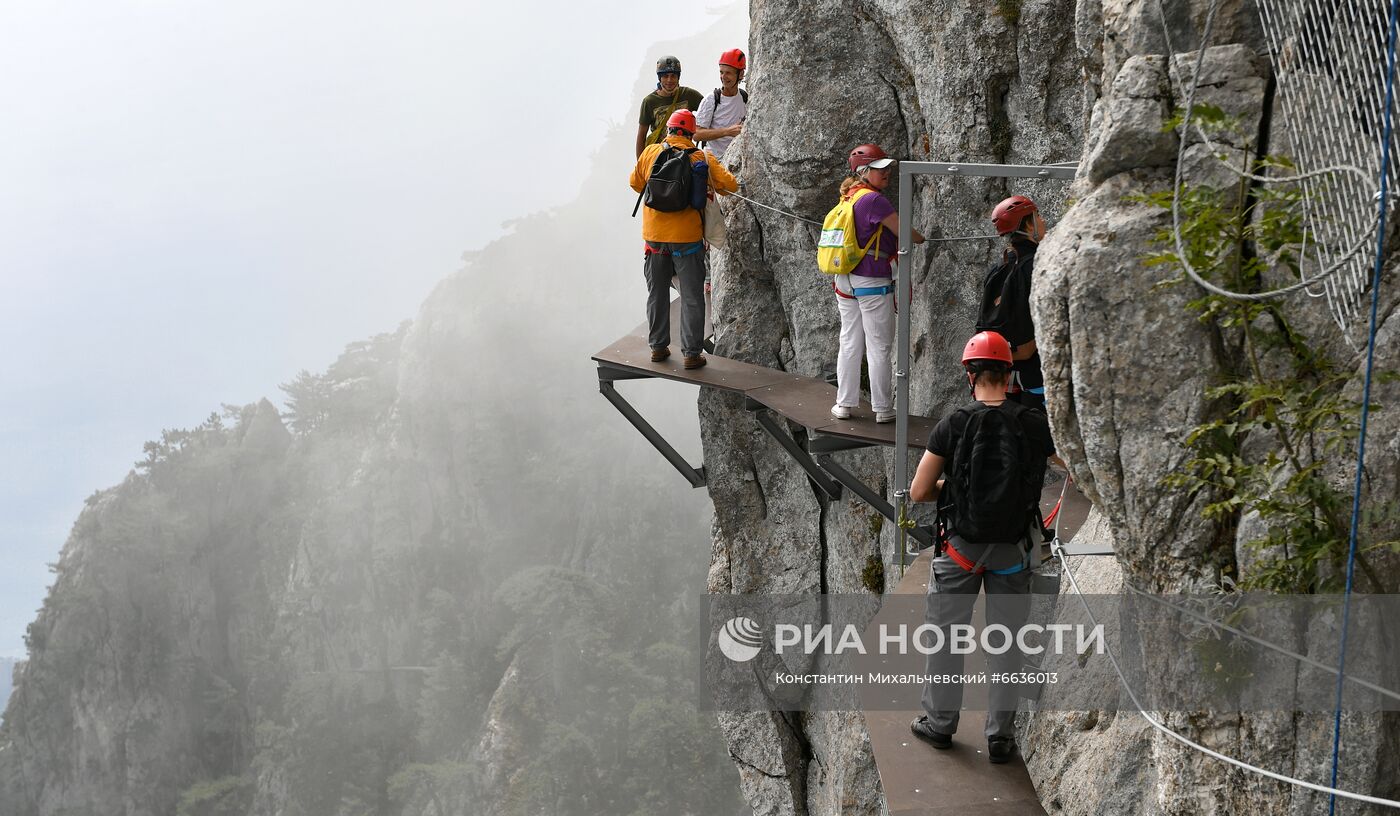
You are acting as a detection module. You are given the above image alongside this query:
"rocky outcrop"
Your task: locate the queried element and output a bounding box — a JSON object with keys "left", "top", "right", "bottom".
{"left": 1030, "top": 36, "right": 1400, "bottom": 815}
{"left": 709, "top": 1, "right": 1399, "bottom": 815}
{"left": 706, "top": 0, "right": 1083, "bottom": 811}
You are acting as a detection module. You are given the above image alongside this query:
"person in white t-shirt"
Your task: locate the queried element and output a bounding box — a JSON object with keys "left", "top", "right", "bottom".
{"left": 694, "top": 48, "right": 748, "bottom": 159}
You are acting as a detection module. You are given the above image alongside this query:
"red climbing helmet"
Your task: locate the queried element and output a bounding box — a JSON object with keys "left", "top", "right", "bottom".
{"left": 719, "top": 48, "right": 747, "bottom": 71}
{"left": 666, "top": 109, "right": 697, "bottom": 134}
{"left": 848, "top": 143, "right": 895, "bottom": 172}
{"left": 992, "top": 195, "right": 1040, "bottom": 236}
{"left": 961, "top": 331, "right": 1013, "bottom": 367}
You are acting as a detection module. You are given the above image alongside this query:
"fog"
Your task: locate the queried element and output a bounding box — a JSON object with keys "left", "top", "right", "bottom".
{"left": 0, "top": 1, "right": 741, "bottom": 659}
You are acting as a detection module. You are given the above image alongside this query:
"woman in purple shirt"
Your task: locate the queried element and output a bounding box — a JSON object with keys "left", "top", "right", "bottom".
{"left": 831, "top": 144, "right": 925, "bottom": 422}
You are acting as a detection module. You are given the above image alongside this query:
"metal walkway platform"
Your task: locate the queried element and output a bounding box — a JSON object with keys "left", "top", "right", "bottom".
{"left": 592, "top": 303, "right": 938, "bottom": 450}
{"left": 593, "top": 300, "right": 1107, "bottom": 556}
{"left": 594, "top": 300, "right": 940, "bottom": 547}
{"left": 864, "top": 548, "right": 1047, "bottom": 815}
{"left": 861, "top": 483, "right": 1095, "bottom": 815}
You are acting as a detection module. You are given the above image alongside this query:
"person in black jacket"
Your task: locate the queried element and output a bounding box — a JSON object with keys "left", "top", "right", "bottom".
{"left": 976, "top": 195, "right": 1047, "bottom": 411}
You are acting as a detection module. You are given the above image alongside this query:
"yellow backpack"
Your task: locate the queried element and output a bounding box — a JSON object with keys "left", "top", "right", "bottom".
{"left": 817, "top": 187, "right": 885, "bottom": 274}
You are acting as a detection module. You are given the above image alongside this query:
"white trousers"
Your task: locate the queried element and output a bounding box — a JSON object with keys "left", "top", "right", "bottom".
{"left": 834, "top": 273, "right": 894, "bottom": 413}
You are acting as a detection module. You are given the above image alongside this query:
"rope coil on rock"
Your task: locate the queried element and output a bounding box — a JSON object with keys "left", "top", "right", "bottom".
{"left": 1154, "top": 0, "right": 1390, "bottom": 326}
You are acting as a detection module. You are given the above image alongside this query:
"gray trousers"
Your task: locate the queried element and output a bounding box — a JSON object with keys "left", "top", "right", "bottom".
{"left": 644, "top": 241, "right": 706, "bottom": 357}
{"left": 920, "top": 554, "right": 1033, "bottom": 739}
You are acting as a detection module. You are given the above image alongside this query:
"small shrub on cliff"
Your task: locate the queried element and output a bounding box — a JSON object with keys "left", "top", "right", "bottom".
{"left": 1143, "top": 130, "right": 1396, "bottom": 592}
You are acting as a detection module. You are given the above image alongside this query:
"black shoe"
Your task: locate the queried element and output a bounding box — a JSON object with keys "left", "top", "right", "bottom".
{"left": 909, "top": 715, "right": 952, "bottom": 749}
{"left": 988, "top": 736, "right": 1016, "bottom": 764}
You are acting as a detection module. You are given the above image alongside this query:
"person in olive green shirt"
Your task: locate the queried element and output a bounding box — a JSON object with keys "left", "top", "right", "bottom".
{"left": 636, "top": 55, "right": 704, "bottom": 157}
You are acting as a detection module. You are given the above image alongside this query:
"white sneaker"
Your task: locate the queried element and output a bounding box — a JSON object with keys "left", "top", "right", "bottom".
{"left": 830, "top": 404, "right": 852, "bottom": 420}
{"left": 875, "top": 410, "right": 896, "bottom": 424}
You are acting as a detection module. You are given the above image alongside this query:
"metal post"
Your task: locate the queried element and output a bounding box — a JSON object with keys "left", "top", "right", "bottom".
{"left": 894, "top": 161, "right": 915, "bottom": 575}
{"left": 890, "top": 158, "right": 1077, "bottom": 575}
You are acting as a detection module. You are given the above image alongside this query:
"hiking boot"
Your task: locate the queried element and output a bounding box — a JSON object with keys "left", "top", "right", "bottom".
{"left": 910, "top": 715, "right": 952, "bottom": 749}
{"left": 830, "top": 404, "right": 852, "bottom": 420}
{"left": 875, "top": 410, "right": 896, "bottom": 424}
{"left": 683, "top": 355, "right": 706, "bottom": 370}
{"left": 988, "top": 736, "right": 1016, "bottom": 764}
{"left": 651, "top": 347, "right": 670, "bottom": 362}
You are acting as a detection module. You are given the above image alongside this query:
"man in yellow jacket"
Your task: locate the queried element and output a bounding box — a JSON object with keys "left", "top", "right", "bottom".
{"left": 629, "top": 109, "right": 739, "bottom": 369}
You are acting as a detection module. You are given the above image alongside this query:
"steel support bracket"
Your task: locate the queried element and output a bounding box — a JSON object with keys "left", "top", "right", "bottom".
{"left": 597, "top": 374, "right": 706, "bottom": 489}
{"left": 597, "top": 363, "right": 655, "bottom": 383}
{"left": 806, "top": 434, "right": 877, "bottom": 455}
{"left": 744, "top": 399, "right": 843, "bottom": 500}
{"left": 814, "top": 453, "right": 934, "bottom": 550}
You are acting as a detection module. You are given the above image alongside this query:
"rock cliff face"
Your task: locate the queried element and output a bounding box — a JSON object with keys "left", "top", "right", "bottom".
{"left": 707, "top": 0, "right": 1400, "bottom": 814}
{"left": 0, "top": 659, "right": 18, "bottom": 715}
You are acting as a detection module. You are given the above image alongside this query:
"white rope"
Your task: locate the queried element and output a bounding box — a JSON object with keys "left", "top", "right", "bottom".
{"left": 726, "top": 191, "right": 823, "bottom": 226}
{"left": 726, "top": 191, "right": 1001, "bottom": 242}
{"left": 1158, "top": 0, "right": 1385, "bottom": 303}
{"left": 1051, "top": 541, "right": 1400, "bottom": 809}
{"left": 1122, "top": 584, "right": 1400, "bottom": 704}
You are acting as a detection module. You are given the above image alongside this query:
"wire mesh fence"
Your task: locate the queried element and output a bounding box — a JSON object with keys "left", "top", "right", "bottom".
{"left": 1255, "top": 0, "right": 1400, "bottom": 340}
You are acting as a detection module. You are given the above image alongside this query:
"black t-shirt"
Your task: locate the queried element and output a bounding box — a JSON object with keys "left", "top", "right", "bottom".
{"left": 926, "top": 400, "right": 1056, "bottom": 485}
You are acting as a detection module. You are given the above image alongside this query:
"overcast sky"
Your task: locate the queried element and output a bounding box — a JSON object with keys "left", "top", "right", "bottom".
{"left": 0, "top": 2, "right": 745, "bottom": 658}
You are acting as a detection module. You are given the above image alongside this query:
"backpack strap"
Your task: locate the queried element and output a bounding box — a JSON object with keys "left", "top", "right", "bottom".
{"left": 647, "top": 89, "right": 686, "bottom": 147}
{"left": 845, "top": 187, "right": 886, "bottom": 265}
{"left": 994, "top": 401, "right": 1043, "bottom": 565}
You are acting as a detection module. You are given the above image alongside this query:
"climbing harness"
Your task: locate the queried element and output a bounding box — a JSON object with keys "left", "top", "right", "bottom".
{"left": 832, "top": 281, "right": 895, "bottom": 298}
{"left": 644, "top": 242, "right": 704, "bottom": 257}
{"left": 942, "top": 539, "right": 1027, "bottom": 575}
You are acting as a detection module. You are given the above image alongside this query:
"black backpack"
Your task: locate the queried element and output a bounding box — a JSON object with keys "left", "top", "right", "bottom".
{"left": 632, "top": 145, "right": 699, "bottom": 215}
{"left": 941, "top": 402, "right": 1041, "bottom": 545}
{"left": 975, "top": 247, "right": 1034, "bottom": 340}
